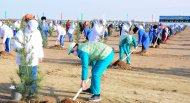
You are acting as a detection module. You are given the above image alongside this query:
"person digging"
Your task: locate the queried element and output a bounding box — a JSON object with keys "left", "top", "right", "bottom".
{"left": 68, "top": 42, "right": 114, "bottom": 102}
{"left": 133, "top": 26, "right": 150, "bottom": 55}
{"left": 119, "top": 23, "right": 138, "bottom": 65}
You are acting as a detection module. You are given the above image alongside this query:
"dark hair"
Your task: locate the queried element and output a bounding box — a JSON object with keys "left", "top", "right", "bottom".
{"left": 133, "top": 27, "right": 139, "bottom": 34}
{"left": 74, "top": 43, "right": 79, "bottom": 48}
{"left": 41, "top": 16, "right": 46, "bottom": 21}
{"left": 153, "top": 25, "right": 158, "bottom": 29}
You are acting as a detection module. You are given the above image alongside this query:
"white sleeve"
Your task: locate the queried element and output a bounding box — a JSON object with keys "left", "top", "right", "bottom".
{"left": 14, "top": 30, "right": 23, "bottom": 50}
{"left": 98, "top": 26, "right": 103, "bottom": 36}
{"left": 63, "top": 28, "right": 66, "bottom": 35}
{"left": 38, "top": 31, "right": 44, "bottom": 58}
{"left": 2, "top": 31, "right": 7, "bottom": 43}
{"left": 58, "top": 29, "right": 62, "bottom": 35}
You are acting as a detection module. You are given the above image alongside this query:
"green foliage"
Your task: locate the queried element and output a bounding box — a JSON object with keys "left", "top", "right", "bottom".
{"left": 20, "top": 17, "right": 27, "bottom": 29}
{"left": 12, "top": 29, "right": 43, "bottom": 101}
{"left": 108, "top": 28, "right": 113, "bottom": 36}
{"left": 74, "top": 23, "right": 81, "bottom": 43}
{"left": 62, "top": 21, "right": 66, "bottom": 28}
{"left": 38, "top": 21, "right": 48, "bottom": 48}
{"left": 40, "top": 30, "right": 48, "bottom": 48}
{"left": 48, "top": 27, "right": 54, "bottom": 37}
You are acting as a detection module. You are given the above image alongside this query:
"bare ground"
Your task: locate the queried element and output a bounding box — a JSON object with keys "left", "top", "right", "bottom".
{"left": 0, "top": 27, "right": 190, "bottom": 103}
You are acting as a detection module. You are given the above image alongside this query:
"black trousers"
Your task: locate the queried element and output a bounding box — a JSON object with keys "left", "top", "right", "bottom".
{"left": 152, "top": 37, "right": 161, "bottom": 45}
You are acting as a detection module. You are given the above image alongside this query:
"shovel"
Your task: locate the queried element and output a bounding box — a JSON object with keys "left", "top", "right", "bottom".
{"left": 112, "top": 47, "right": 137, "bottom": 67}
{"left": 153, "top": 36, "right": 158, "bottom": 48}
{"left": 121, "top": 48, "right": 137, "bottom": 61}
{"left": 73, "top": 77, "right": 91, "bottom": 100}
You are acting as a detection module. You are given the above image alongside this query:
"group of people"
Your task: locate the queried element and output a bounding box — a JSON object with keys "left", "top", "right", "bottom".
{"left": 0, "top": 14, "right": 186, "bottom": 102}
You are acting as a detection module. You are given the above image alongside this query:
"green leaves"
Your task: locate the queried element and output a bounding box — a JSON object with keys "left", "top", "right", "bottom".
{"left": 12, "top": 27, "right": 43, "bottom": 101}
{"left": 74, "top": 22, "right": 81, "bottom": 43}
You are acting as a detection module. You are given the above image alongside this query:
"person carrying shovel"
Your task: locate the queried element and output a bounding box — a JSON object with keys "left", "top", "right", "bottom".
{"left": 68, "top": 42, "right": 114, "bottom": 102}
{"left": 119, "top": 23, "right": 137, "bottom": 65}
{"left": 120, "top": 32, "right": 138, "bottom": 65}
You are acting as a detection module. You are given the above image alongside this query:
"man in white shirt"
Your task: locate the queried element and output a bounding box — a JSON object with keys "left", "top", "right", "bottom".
{"left": 68, "top": 22, "right": 76, "bottom": 42}
{"left": 89, "top": 21, "right": 104, "bottom": 42}
{"left": 53, "top": 21, "right": 66, "bottom": 47}
{"left": 14, "top": 19, "right": 44, "bottom": 77}
{"left": 0, "top": 21, "right": 13, "bottom": 52}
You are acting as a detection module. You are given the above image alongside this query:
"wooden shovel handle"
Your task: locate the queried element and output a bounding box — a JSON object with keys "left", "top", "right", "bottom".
{"left": 73, "top": 77, "right": 91, "bottom": 100}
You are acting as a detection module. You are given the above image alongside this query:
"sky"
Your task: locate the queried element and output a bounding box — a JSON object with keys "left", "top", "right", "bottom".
{"left": 0, "top": 0, "right": 189, "bottom": 22}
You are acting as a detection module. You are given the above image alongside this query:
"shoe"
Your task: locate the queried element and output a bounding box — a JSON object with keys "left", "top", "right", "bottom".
{"left": 127, "top": 63, "right": 131, "bottom": 65}
{"left": 81, "top": 88, "right": 92, "bottom": 95}
{"left": 88, "top": 94, "right": 101, "bottom": 102}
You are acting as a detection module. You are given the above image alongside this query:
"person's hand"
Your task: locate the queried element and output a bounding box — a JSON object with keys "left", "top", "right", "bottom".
{"left": 81, "top": 80, "right": 86, "bottom": 90}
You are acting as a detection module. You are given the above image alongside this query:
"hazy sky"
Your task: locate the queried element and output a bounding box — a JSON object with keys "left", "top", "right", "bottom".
{"left": 0, "top": 0, "right": 189, "bottom": 21}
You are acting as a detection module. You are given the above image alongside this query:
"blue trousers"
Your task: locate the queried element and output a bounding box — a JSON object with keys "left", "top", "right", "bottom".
{"left": 13, "top": 30, "right": 17, "bottom": 36}
{"left": 5, "top": 38, "right": 11, "bottom": 52}
{"left": 60, "top": 35, "right": 65, "bottom": 46}
{"left": 44, "top": 30, "right": 49, "bottom": 37}
{"left": 68, "top": 33, "right": 73, "bottom": 42}
{"left": 119, "top": 44, "right": 130, "bottom": 63}
{"left": 19, "top": 65, "right": 38, "bottom": 79}
{"left": 19, "top": 65, "right": 38, "bottom": 92}
{"left": 90, "top": 51, "right": 114, "bottom": 95}
{"left": 104, "top": 31, "right": 108, "bottom": 37}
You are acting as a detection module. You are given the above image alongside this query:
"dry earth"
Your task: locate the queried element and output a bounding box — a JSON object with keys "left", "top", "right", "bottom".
{"left": 0, "top": 27, "right": 190, "bottom": 103}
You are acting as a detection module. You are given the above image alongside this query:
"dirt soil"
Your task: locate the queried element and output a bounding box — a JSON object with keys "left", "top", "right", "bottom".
{"left": 112, "top": 60, "right": 132, "bottom": 70}
{"left": 0, "top": 28, "right": 190, "bottom": 103}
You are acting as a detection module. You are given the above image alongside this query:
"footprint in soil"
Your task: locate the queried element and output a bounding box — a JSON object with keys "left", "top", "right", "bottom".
{"left": 153, "top": 88, "right": 165, "bottom": 91}
{"left": 133, "top": 91, "right": 138, "bottom": 95}
{"left": 171, "top": 90, "right": 178, "bottom": 92}
{"left": 46, "top": 68, "right": 63, "bottom": 75}
{"left": 48, "top": 45, "right": 67, "bottom": 50}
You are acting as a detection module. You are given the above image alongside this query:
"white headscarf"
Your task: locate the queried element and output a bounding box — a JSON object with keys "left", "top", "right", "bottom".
{"left": 0, "top": 21, "right": 3, "bottom": 27}
{"left": 121, "top": 24, "right": 130, "bottom": 35}
{"left": 28, "top": 20, "right": 38, "bottom": 32}
{"left": 138, "top": 25, "right": 144, "bottom": 30}
{"left": 127, "top": 21, "right": 132, "bottom": 27}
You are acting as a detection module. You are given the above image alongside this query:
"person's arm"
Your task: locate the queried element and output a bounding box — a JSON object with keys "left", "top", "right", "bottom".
{"left": 1, "top": 30, "right": 7, "bottom": 51}
{"left": 79, "top": 51, "right": 89, "bottom": 80}
{"left": 56, "top": 27, "right": 61, "bottom": 43}
{"left": 13, "top": 30, "right": 24, "bottom": 52}
{"left": 132, "top": 35, "right": 138, "bottom": 48}
{"left": 2, "top": 31, "right": 7, "bottom": 44}
{"left": 138, "top": 31, "right": 142, "bottom": 45}
{"left": 121, "top": 38, "right": 127, "bottom": 45}
{"left": 153, "top": 30, "right": 157, "bottom": 37}
{"left": 79, "top": 51, "right": 89, "bottom": 90}
{"left": 38, "top": 31, "right": 44, "bottom": 62}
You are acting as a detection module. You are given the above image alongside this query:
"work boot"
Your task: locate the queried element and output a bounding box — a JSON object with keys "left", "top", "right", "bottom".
{"left": 88, "top": 94, "right": 101, "bottom": 102}
{"left": 81, "top": 88, "right": 92, "bottom": 95}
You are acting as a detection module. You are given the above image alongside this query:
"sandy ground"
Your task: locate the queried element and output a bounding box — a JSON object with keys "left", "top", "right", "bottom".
{"left": 0, "top": 27, "right": 190, "bottom": 103}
